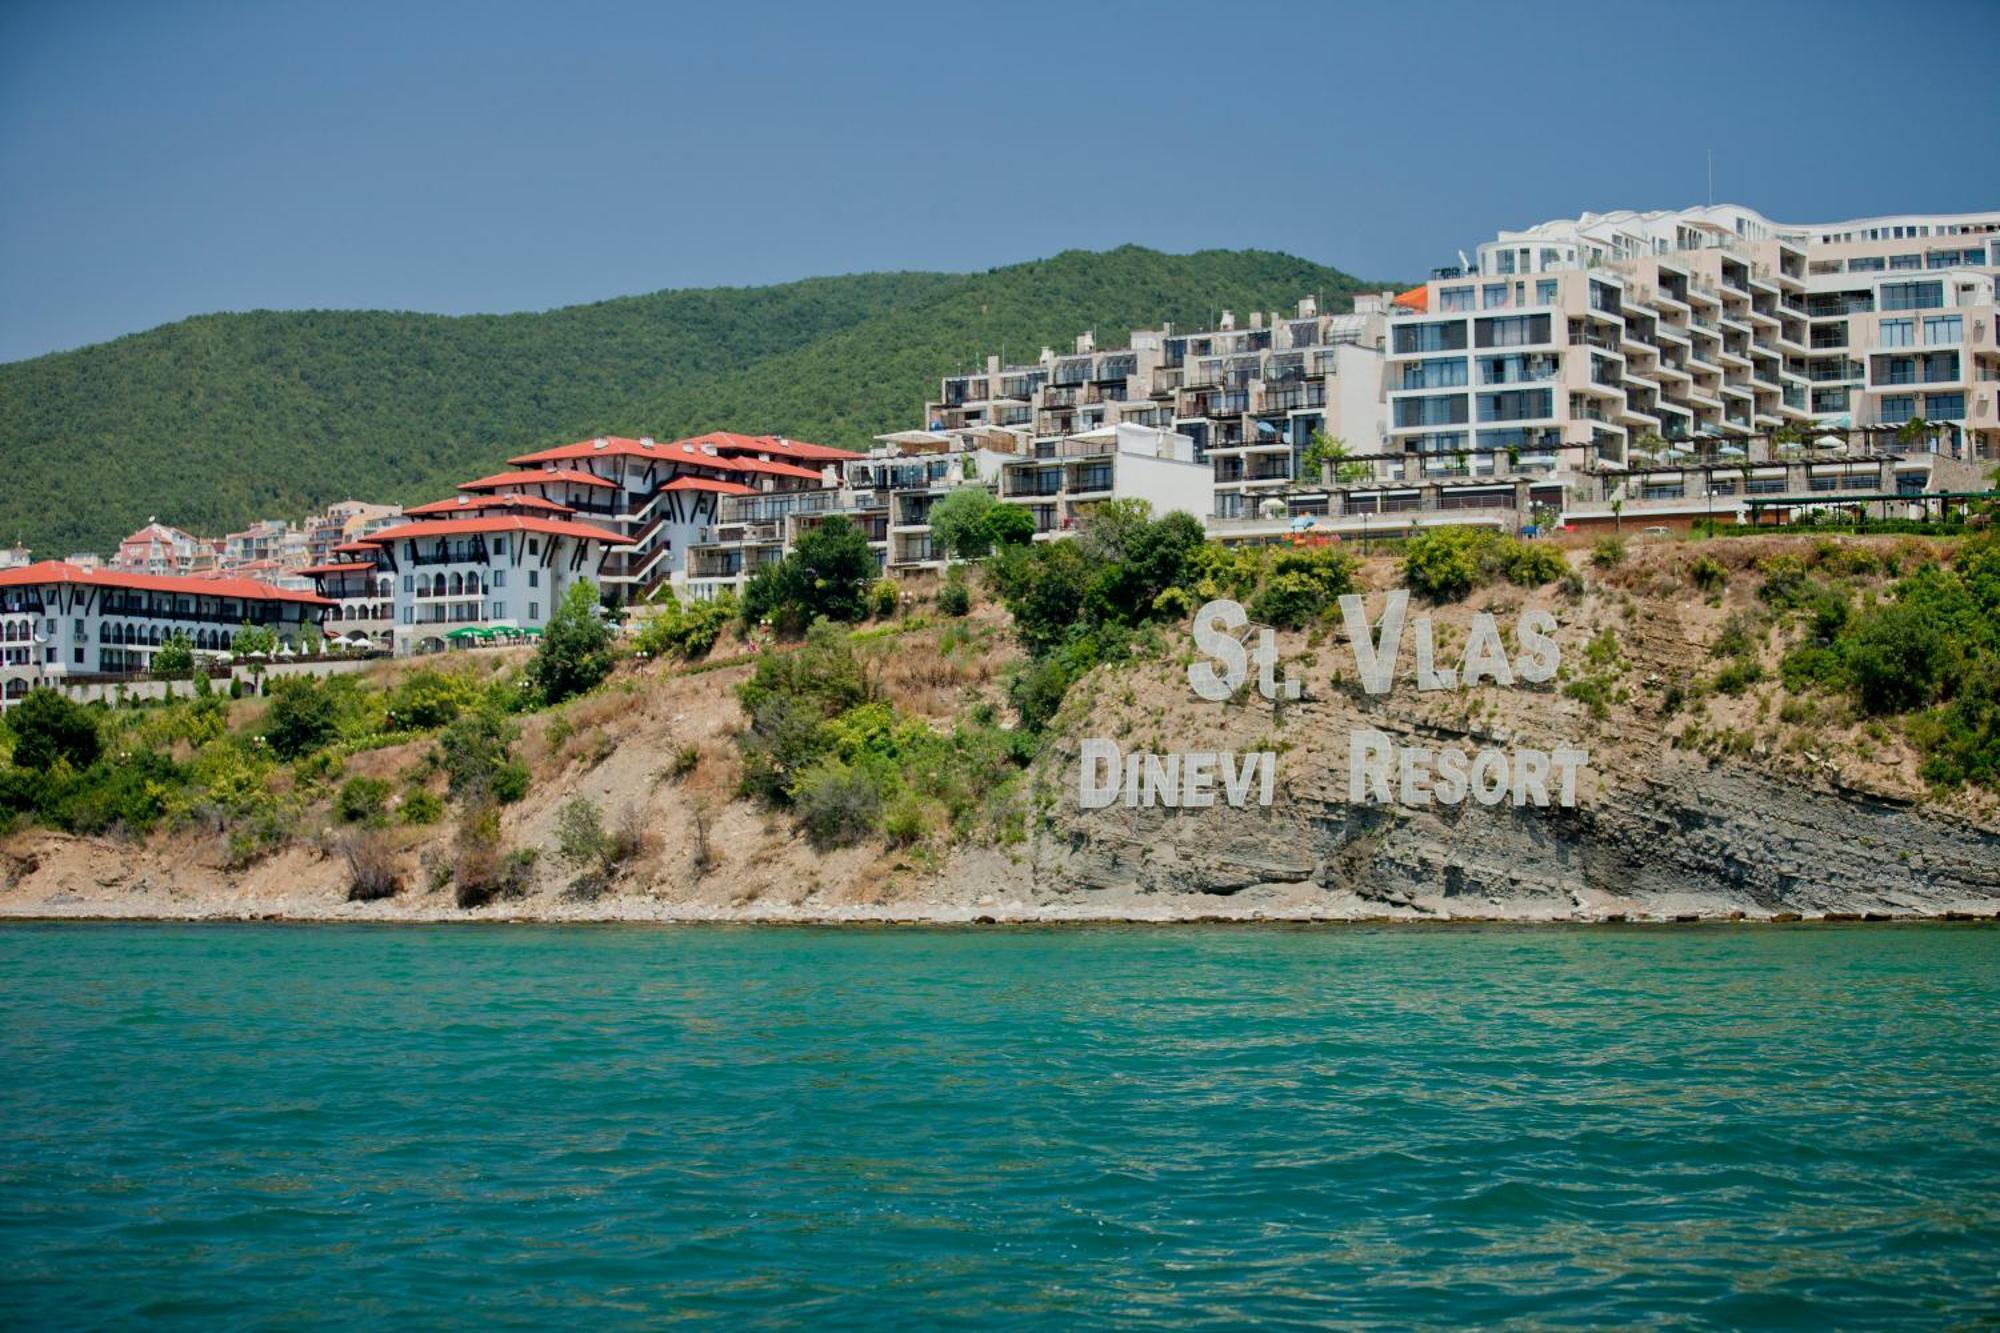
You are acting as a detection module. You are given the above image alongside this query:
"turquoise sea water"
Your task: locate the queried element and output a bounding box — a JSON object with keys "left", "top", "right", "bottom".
{"left": 1, "top": 925, "right": 1996, "bottom": 1328}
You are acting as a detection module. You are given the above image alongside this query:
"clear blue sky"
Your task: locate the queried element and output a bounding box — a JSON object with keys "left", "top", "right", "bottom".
{"left": 3, "top": 0, "right": 1996, "bottom": 363}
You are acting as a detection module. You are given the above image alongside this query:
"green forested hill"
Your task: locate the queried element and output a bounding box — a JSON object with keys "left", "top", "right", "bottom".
{"left": 0, "top": 246, "right": 1387, "bottom": 555}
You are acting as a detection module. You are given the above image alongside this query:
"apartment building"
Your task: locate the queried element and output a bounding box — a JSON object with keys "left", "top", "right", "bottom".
{"left": 490, "top": 433, "right": 861, "bottom": 602}
{"left": 684, "top": 428, "right": 1024, "bottom": 600}
{"left": 0, "top": 563, "right": 329, "bottom": 705}
{"left": 109, "top": 521, "right": 216, "bottom": 577}
{"left": 996, "top": 423, "right": 1211, "bottom": 536}
{"left": 348, "top": 513, "right": 623, "bottom": 656}
{"left": 1334, "top": 204, "right": 2000, "bottom": 536}
{"left": 302, "top": 500, "right": 404, "bottom": 567}
{"left": 926, "top": 297, "right": 1390, "bottom": 519}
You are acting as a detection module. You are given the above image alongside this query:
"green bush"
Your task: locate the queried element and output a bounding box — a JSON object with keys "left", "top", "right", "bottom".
{"left": 1401, "top": 527, "right": 1551, "bottom": 603}
{"left": 1689, "top": 554, "right": 1728, "bottom": 593}
{"left": 868, "top": 579, "right": 902, "bottom": 619}
{"left": 152, "top": 634, "right": 195, "bottom": 680}
{"left": 792, "top": 759, "right": 884, "bottom": 849}
{"left": 400, "top": 786, "right": 444, "bottom": 825}
{"left": 741, "top": 516, "right": 877, "bottom": 633}
{"left": 528, "top": 581, "right": 614, "bottom": 704}
{"left": 554, "top": 796, "right": 608, "bottom": 868}
{"left": 937, "top": 577, "right": 971, "bottom": 617}
{"left": 383, "top": 668, "right": 486, "bottom": 730}
{"left": 264, "top": 676, "right": 339, "bottom": 760}
{"left": 7, "top": 690, "right": 100, "bottom": 772}
{"left": 632, "top": 592, "right": 735, "bottom": 660}
{"left": 335, "top": 775, "right": 392, "bottom": 825}
{"left": 1711, "top": 660, "right": 1765, "bottom": 695}
{"left": 436, "top": 711, "right": 527, "bottom": 804}
{"left": 1590, "top": 536, "right": 1626, "bottom": 570}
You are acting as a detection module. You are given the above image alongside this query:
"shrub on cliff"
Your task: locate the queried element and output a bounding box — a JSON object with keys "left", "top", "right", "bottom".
{"left": 792, "top": 759, "right": 885, "bottom": 849}
{"left": 436, "top": 711, "right": 529, "bottom": 805}
{"left": 633, "top": 592, "right": 736, "bottom": 660}
{"left": 264, "top": 676, "right": 340, "bottom": 760}
{"left": 8, "top": 690, "right": 101, "bottom": 772}
{"left": 1402, "top": 528, "right": 1558, "bottom": 603}
{"left": 529, "top": 581, "right": 615, "bottom": 704}
{"left": 741, "top": 516, "right": 876, "bottom": 633}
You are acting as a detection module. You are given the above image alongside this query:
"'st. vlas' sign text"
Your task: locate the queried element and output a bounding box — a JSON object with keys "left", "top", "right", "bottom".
{"left": 1079, "top": 593, "right": 1589, "bottom": 811}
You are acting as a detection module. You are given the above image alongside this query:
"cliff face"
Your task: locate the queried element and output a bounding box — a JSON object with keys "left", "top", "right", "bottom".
{"left": 1009, "top": 559, "right": 2000, "bottom": 921}
{"left": 3, "top": 540, "right": 1996, "bottom": 923}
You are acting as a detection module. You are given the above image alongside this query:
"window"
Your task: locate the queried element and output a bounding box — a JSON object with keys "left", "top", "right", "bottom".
{"left": 1537, "top": 279, "right": 1559, "bottom": 306}
{"left": 1879, "top": 280, "right": 1943, "bottom": 311}
{"left": 527, "top": 539, "right": 540, "bottom": 556}
{"left": 1474, "top": 314, "right": 1551, "bottom": 348}
{"left": 401, "top": 607, "right": 414, "bottom": 625}
{"left": 1394, "top": 395, "right": 1469, "bottom": 427}
{"left": 1926, "top": 392, "right": 1965, "bottom": 419}
{"left": 1400, "top": 358, "right": 1468, "bottom": 390}
{"left": 1923, "top": 315, "right": 1962, "bottom": 345}
{"left": 1849, "top": 256, "right": 1885, "bottom": 272}
{"left": 492, "top": 601, "right": 506, "bottom": 619}
{"left": 492, "top": 570, "right": 506, "bottom": 588}
{"left": 1482, "top": 283, "right": 1510, "bottom": 309}
{"left": 1393, "top": 321, "right": 1467, "bottom": 354}
{"left": 528, "top": 570, "right": 539, "bottom": 587}
{"left": 402, "top": 574, "right": 413, "bottom": 594}
{"left": 1879, "top": 319, "right": 1913, "bottom": 347}
{"left": 1477, "top": 389, "right": 1553, "bottom": 422}
{"left": 529, "top": 602, "right": 539, "bottom": 621}
{"left": 1878, "top": 395, "right": 1916, "bottom": 424}
{"left": 1494, "top": 249, "right": 1516, "bottom": 275}
{"left": 1439, "top": 286, "right": 1474, "bottom": 312}
{"left": 493, "top": 538, "right": 507, "bottom": 556}
{"left": 1889, "top": 253, "right": 1921, "bottom": 271}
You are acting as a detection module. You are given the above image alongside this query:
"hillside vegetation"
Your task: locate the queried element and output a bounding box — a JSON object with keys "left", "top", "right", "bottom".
{"left": 0, "top": 247, "right": 1386, "bottom": 555}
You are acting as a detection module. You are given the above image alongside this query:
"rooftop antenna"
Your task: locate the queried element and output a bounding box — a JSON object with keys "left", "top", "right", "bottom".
{"left": 1706, "top": 148, "right": 1714, "bottom": 207}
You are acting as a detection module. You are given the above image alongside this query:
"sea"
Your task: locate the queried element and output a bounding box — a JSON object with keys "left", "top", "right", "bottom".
{"left": 1, "top": 923, "right": 1995, "bottom": 1328}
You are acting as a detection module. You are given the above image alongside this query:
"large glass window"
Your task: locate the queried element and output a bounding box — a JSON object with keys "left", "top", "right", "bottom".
{"left": 1482, "top": 284, "right": 1511, "bottom": 309}
{"left": 1392, "top": 321, "right": 1468, "bottom": 355}
{"left": 1878, "top": 395, "right": 1916, "bottom": 424}
{"left": 1537, "top": 279, "right": 1560, "bottom": 306}
{"left": 1400, "top": 358, "right": 1468, "bottom": 390}
{"left": 1879, "top": 280, "right": 1943, "bottom": 311}
{"left": 1926, "top": 392, "right": 1965, "bottom": 419}
{"left": 1476, "top": 389, "right": 1553, "bottom": 422}
{"left": 1923, "top": 315, "right": 1962, "bottom": 345}
{"left": 1394, "top": 394, "right": 1469, "bottom": 428}
{"left": 1889, "top": 253, "right": 1921, "bottom": 270}
{"left": 1474, "top": 314, "right": 1551, "bottom": 348}
{"left": 1879, "top": 319, "right": 1913, "bottom": 347}
{"left": 1439, "top": 287, "right": 1474, "bottom": 312}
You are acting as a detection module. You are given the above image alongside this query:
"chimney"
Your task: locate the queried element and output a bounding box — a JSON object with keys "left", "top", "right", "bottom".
{"left": 1249, "top": 311, "right": 1265, "bottom": 330}
{"left": 1075, "top": 331, "right": 1095, "bottom": 353}
{"left": 1039, "top": 346, "right": 1054, "bottom": 364}
{"left": 1219, "top": 310, "right": 1236, "bottom": 331}
{"left": 1298, "top": 295, "right": 1318, "bottom": 317}
{"left": 987, "top": 354, "right": 1000, "bottom": 375}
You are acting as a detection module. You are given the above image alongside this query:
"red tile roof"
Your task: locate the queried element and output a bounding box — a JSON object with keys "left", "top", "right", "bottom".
{"left": 459, "top": 469, "right": 617, "bottom": 491}
{"left": 405, "top": 493, "right": 577, "bottom": 517}
{"left": 360, "top": 516, "right": 624, "bottom": 546}
{"left": 509, "top": 432, "right": 852, "bottom": 476}
{"left": 685, "top": 431, "right": 863, "bottom": 464}
{"left": 0, "top": 561, "right": 331, "bottom": 606}
{"left": 661, "top": 476, "right": 757, "bottom": 495}
{"left": 331, "top": 541, "right": 381, "bottom": 555}
{"left": 297, "top": 562, "right": 380, "bottom": 577}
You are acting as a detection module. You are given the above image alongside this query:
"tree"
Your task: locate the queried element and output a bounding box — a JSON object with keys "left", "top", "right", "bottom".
{"left": 7, "top": 689, "right": 100, "bottom": 772}
{"left": 1301, "top": 430, "right": 1370, "bottom": 484}
{"left": 264, "top": 676, "right": 340, "bottom": 760}
{"left": 984, "top": 502, "right": 1036, "bottom": 548}
{"left": 232, "top": 624, "right": 278, "bottom": 658}
{"left": 742, "top": 516, "right": 876, "bottom": 632}
{"left": 152, "top": 634, "right": 194, "bottom": 680}
{"left": 928, "top": 487, "right": 1001, "bottom": 561}
{"left": 528, "top": 581, "right": 614, "bottom": 704}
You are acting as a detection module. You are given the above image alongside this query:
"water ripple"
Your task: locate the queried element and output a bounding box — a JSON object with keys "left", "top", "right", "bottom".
{"left": 0, "top": 924, "right": 1996, "bottom": 1327}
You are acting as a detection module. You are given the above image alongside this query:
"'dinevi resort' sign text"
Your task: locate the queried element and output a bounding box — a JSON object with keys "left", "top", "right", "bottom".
{"left": 1080, "top": 594, "right": 1590, "bottom": 812}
